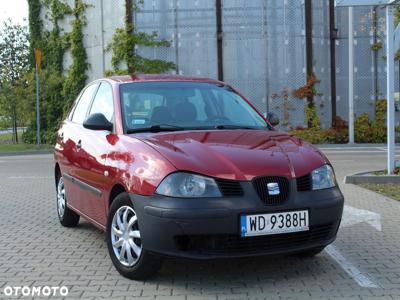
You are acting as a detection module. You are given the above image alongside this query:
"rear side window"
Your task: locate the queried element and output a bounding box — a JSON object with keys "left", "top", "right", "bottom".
{"left": 71, "top": 84, "right": 98, "bottom": 124}
{"left": 89, "top": 83, "right": 114, "bottom": 122}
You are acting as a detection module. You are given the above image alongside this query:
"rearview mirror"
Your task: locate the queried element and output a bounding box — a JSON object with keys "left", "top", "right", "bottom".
{"left": 266, "top": 112, "right": 280, "bottom": 127}
{"left": 83, "top": 113, "right": 113, "bottom": 131}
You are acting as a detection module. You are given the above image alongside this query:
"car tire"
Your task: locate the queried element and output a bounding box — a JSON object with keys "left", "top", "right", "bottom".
{"left": 56, "top": 175, "right": 80, "bottom": 227}
{"left": 293, "top": 246, "right": 325, "bottom": 258}
{"left": 106, "top": 193, "right": 162, "bottom": 280}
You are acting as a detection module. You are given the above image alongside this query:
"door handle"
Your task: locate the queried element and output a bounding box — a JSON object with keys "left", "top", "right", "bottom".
{"left": 76, "top": 140, "right": 82, "bottom": 150}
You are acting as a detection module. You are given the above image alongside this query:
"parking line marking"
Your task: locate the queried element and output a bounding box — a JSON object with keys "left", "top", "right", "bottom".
{"left": 341, "top": 205, "right": 382, "bottom": 231}
{"left": 318, "top": 146, "right": 385, "bottom": 150}
{"left": 325, "top": 245, "right": 379, "bottom": 288}
{"left": 330, "top": 159, "right": 355, "bottom": 162}
{"left": 8, "top": 176, "right": 52, "bottom": 179}
{"left": 323, "top": 150, "right": 390, "bottom": 153}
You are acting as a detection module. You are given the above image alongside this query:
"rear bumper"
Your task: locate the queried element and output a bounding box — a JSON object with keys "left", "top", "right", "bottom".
{"left": 130, "top": 182, "right": 344, "bottom": 259}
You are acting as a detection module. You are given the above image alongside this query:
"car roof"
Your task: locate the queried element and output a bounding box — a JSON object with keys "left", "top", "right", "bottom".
{"left": 106, "top": 74, "right": 224, "bottom": 85}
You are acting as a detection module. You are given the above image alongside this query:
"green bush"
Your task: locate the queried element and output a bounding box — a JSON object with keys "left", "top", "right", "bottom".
{"left": 22, "top": 127, "right": 57, "bottom": 145}
{"left": 290, "top": 100, "right": 400, "bottom": 144}
{"left": 22, "top": 127, "right": 37, "bottom": 144}
{"left": 290, "top": 127, "right": 348, "bottom": 144}
{"left": 355, "top": 113, "right": 373, "bottom": 143}
{"left": 290, "top": 128, "right": 328, "bottom": 144}
{"left": 289, "top": 116, "right": 349, "bottom": 144}
{"left": 355, "top": 100, "right": 387, "bottom": 143}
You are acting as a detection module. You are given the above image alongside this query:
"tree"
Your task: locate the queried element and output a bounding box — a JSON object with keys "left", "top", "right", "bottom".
{"left": 106, "top": 0, "right": 175, "bottom": 75}
{"left": 28, "top": 0, "right": 43, "bottom": 69}
{"left": 23, "top": 0, "right": 90, "bottom": 145}
{"left": 0, "top": 20, "right": 30, "bottom": 143}
{"left": 62, "top": 0, "right": 89, "bottom": 110}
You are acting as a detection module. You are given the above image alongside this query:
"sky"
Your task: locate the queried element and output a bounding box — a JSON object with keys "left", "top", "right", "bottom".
{"left": 0, "top": 0, "right": 29, "bottom": 28}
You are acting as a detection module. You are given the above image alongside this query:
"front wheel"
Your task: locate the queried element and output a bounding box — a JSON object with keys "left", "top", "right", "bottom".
{"left": 106, "top": 193, "right": 162, "bottom": 280}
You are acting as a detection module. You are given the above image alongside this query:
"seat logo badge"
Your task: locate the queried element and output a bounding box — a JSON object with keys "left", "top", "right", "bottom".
{"left": 267, "top": 182, "right": 280, "bottom": 195}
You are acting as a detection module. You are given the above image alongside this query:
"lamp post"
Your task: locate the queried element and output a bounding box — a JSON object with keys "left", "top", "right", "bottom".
{"left": 348, "top": 6, "right": 354, "bottom": 144}
{"left": 386, "top": 5, "right": 396, "bottom": 174}
{"left": 34, "top": 48, "right": 41, "bottom": 146}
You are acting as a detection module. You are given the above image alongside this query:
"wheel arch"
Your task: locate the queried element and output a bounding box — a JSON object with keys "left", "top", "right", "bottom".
{"left": 109, "top": 183, "right": 127, "bottom": 207}
{"left": 54, "top": 163, "right": 61, "bottom": 186}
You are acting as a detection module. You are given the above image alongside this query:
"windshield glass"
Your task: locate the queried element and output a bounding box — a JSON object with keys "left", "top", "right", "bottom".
{"left": 119, "top": 82, "right": 268, "bottom": 132}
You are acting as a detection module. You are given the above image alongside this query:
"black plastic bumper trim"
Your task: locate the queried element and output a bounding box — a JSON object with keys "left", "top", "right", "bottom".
{"left": 144, "top": 206, "right": 230, "bottom": 219}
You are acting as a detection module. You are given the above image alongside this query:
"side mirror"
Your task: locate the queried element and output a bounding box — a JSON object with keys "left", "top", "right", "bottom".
{"left": 266, "top": 112, "right": 280, "bottom": 127}
{"left": 83, "top": 113, "right": 113, "bottom": 131}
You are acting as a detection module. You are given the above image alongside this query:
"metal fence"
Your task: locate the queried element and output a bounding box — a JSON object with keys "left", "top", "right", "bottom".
{"left": 336, "top": 6, "right": 400, "bottom": 122}
{"left": 135, "top": 0, "right": 400, "bottom": 129}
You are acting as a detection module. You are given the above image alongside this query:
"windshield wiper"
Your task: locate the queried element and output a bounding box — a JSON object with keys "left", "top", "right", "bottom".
{"left": 127, "top": 124, "right": 185, "bottom": 134}
{"left": 214, "top": 124, "right": 259, "bottom": 130}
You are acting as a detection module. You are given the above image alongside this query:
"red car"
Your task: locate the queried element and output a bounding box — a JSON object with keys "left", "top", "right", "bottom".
{"left": 54, "top": 75, "right": 344, "bottom": 279}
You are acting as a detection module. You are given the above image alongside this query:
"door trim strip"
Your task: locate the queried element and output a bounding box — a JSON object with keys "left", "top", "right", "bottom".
{"left": 63, "top": 173, "right": 102, "bottom": 197}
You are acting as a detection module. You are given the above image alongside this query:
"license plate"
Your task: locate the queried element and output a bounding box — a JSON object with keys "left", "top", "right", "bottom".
{"left": 240, "top": 210, "right": 309, "bottom": 237}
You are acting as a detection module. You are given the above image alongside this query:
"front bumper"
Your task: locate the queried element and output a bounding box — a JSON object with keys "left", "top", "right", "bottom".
{"left": 130, "top": 181, "right": 344, "bottom": 259}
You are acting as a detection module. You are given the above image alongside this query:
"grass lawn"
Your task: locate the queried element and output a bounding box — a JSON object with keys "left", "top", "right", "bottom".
{"left": 359, "top": 183, "right": 400, "bottom": 201}
{"left": 0, "top": 131, "right": 52, "bottom": 153}
{"left": 0, "top": 132, "right": 20, "bottom": 142}
{"left": 0, "top": 143, "right": 53, "bottom": 153}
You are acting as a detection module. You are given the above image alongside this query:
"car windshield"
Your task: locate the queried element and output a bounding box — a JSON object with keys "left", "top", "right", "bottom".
{"left": 119, "top": 82, "right": 268, "bottom": 133}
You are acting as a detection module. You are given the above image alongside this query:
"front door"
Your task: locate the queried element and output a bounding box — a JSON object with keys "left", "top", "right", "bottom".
{"left": 72, "top": 82, "right": 115, "bottom": 227}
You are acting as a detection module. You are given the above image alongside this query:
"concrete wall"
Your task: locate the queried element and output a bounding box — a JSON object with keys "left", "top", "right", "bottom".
{"left": 41, "top": 0, "right": 124, "bottom": 81}
{"left": 83, "top": 0, "right": 125, "bottom": 81}
{"left": 40, "top": 1, "right": 400, "bottom": 128}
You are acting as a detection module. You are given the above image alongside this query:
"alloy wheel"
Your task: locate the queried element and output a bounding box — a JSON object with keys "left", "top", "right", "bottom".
{"left": 111, "top": 206, "right": 142, "bottom": 267}
{"left": 57, "top": 177, "right": 66, "bottom": 218}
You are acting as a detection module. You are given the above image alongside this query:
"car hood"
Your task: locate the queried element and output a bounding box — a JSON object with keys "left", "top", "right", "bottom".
{"left": 133, "top": 130, "right": 328, "bottom": 181}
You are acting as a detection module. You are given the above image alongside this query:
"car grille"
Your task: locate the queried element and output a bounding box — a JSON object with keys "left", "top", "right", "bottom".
{"left": 174, "top": 223, "right": 334, "bottom": 255}
{"left": 252, "top": 176, "right": 289, "bottom": 205}
{"left": 216, "top": 179, "right": 244, "bottom": 197}
{"left": 297, "top": 173, "right": 312, "bottom": 191}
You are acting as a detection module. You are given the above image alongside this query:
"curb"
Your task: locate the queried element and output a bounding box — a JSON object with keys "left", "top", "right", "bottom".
{"left": 345, "top": 170, "right": 400, "bottom": 184}
{"left": 0, "top": 150, "right": 53, "bottom": 157}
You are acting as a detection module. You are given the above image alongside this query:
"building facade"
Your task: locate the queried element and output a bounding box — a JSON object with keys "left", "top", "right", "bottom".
{"left": 44, "top": 0, "right": 400, "bottom": 129}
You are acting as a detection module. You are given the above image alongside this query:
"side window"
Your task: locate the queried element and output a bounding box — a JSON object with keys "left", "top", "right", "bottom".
{"left": 68, "top": 93, "right": 82, "bottom": 120}
{"left": 89, "top": 82, "right": 114, "bottom": 122}
{"left": 71, "top": 84, "right": 98, "bottom": 124}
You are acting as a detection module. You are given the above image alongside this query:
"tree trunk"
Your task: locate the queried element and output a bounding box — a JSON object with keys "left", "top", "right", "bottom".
{"left": 12, "top": 103, "right": 18, "bottom": 143}
{"left": 305, "top": 0, "right": 314, "bottom": 128}
{"left": 125, "top": 0, "right": 135, "bottom": 74}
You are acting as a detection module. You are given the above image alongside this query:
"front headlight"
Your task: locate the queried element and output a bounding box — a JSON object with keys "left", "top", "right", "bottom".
{"left": 311, "top": 164, "right": 337, "bottom": 190}
{"left": 156, "top": 172, "right": 222, "bottom": 198}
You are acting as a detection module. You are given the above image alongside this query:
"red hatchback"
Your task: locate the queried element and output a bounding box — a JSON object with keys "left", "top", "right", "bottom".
{"left": 54, "top": 74, "right": 344, "bottom": 279}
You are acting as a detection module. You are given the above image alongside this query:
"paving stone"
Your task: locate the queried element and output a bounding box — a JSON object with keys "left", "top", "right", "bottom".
{"left": 0, "top": 152, "right": 399, "bottom": 299}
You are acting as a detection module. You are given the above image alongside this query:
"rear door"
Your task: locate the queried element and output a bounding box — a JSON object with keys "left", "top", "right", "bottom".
{"left": 72, "top": 82, "right": 115, "bottom": 227}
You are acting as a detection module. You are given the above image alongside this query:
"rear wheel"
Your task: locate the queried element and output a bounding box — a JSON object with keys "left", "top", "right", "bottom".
{"left": 56, "top": 176, "right": 80, "bottom": 227}
{"left": 106, "top": 194, "right": 162, "bottom": 280}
